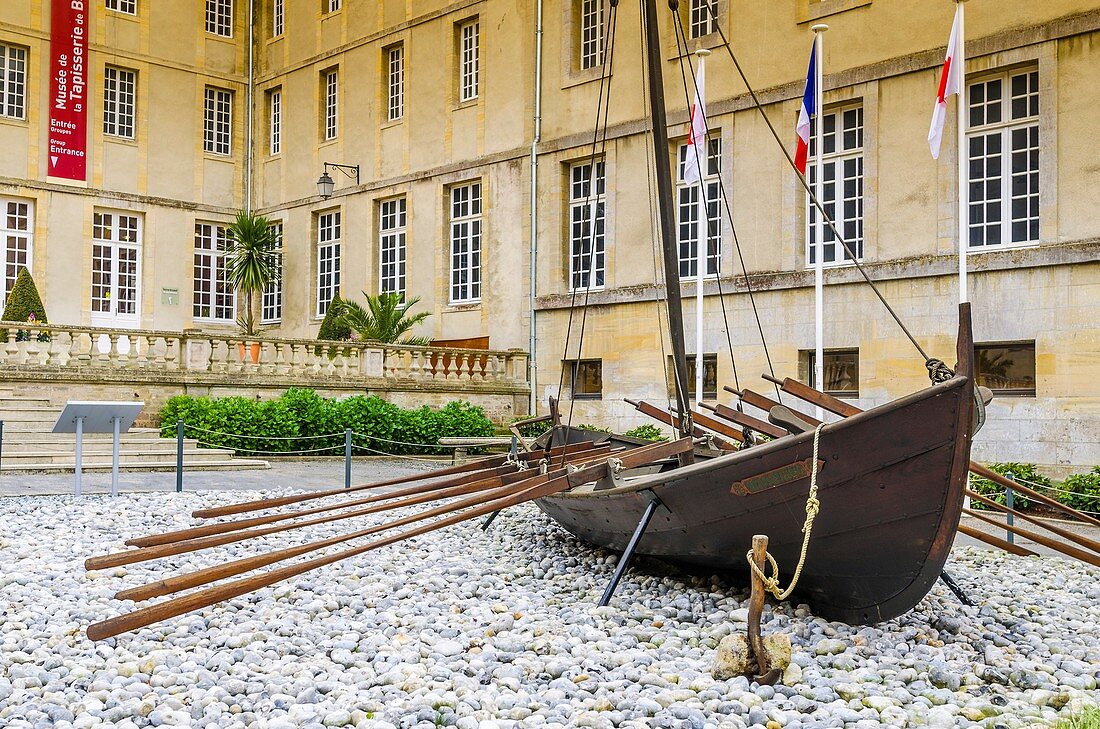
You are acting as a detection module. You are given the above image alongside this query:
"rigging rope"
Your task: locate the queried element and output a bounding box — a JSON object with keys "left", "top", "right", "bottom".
{"left": 746, "top": 422, "right": 824, "bottom": 600}
{"left": 699, "top": 2, "right": 935, "bottom": 366}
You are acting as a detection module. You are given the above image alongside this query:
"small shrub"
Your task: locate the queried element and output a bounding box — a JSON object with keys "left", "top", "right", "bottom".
{"left": 316, "top": 294, "right": 352, "bottom": 351}
{"left": 2, "top": 267, "right": 49, "bottom": 342}
{"left": 968, "top": 462, "right": 1047, "bottom": 511}
{"left": 624, "top": 424, "right": 668, "bottom": 442}
{"left": 1059, "top": 467, "right": 1100, "bottom": 514}
{"left": 577, "top": 424, "right": 612, "bottom": 434}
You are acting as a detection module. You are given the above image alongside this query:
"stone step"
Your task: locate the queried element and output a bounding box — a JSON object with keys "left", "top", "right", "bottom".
{"left": 1, "top": 447, "right": 236, "bottom": 464}
{"left": 0, "top": 396, "right": 53, "bottom": 408}
{"left": 5, "top": 433, "right": 190, "bottom": 447}
{"left": 0, "top": 458, "right": 270, "bottom": 473}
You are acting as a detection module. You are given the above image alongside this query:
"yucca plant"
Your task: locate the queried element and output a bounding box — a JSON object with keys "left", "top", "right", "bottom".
{"left": 221, "top": 211, "right": 282, "bottom": 337}
{"left": 339, "top": 292, "right": 431, "bottom": 345}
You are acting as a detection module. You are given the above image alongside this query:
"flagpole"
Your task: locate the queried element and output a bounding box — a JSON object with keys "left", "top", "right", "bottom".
{"left": 956, "top": 0, "right": 968, "bottom": 304}
{"left": 812, "top": 24, "right": 827, "bottom": 421}
{"left": 694, "top": 49, "right": 710, "bottom": 407}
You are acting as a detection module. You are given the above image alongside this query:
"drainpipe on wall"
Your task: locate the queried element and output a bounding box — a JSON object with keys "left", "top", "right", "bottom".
{"left": 528, "top": 0, "right": 543, "bottom": 415}
{"left": 245, "top": 0, "right": 256, "bottom": 211}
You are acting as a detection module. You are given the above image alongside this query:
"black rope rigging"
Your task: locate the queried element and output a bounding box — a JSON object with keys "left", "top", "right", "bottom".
{"left": 698, "top": 1, "right": 935, "bottom": 365}
{"left": 557, "top": 0, "right": 621, "bottom": 461}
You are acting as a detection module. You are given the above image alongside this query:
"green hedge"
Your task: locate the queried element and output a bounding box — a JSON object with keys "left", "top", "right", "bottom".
{"left": 1060, "top": 467, "right": 1100, "bottom": 513}
{"left": 160, "top": 388, "right": 494, "bottom": 455}
{"left": 968, "top": 462, "right": 1100, "bottom": 516}
{"left": 967, "top": 462, "right": 1047, "bottom": 510}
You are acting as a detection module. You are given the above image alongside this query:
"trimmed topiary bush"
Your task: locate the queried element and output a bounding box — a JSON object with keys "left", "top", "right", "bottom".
{"left": 2, "top": 267, "right": 49, "bottom": 342}
{"left": 317, "top": 294, "right": 351, "bottom": 342}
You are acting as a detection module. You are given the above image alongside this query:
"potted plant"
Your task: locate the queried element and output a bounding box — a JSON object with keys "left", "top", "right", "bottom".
{"left": 221, "top": 211, "right": 282, "bottom": 363}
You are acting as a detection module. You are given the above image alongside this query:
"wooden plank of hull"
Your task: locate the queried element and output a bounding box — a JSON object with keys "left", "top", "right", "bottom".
{"left": 537, "top": 374, "right": 972, "bottom": 625}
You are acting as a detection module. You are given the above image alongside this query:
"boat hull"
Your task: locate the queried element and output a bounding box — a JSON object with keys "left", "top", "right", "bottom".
{"left": 536, "top": 375, "right": 973, "bottom": 625}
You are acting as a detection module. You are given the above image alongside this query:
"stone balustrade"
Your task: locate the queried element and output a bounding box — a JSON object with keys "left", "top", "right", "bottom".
{"left": 0, "top": 321, "right": 529, "bottom": 387}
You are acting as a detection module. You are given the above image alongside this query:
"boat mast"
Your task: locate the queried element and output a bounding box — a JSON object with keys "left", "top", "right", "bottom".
{"left": 642, "top": 0, "right": 693, "bottom": 438}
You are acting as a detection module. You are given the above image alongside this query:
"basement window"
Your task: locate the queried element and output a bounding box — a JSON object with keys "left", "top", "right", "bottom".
{"left": 804, "top": 348, "right": 859, "bottom": 398}
{"left": 975, "top": 342, "right": 1035, "bottom": 397}
{"left": 566, "top": 359, "right": 603, "bottom": 399}
{"left": 667, "top": 353, "right": 718, "bottom": 400}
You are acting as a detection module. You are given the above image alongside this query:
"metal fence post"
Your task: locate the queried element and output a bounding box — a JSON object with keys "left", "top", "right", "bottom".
{"left": 176, "top": 419, "right": 184, "bottom": 493}
{"left": 345, "top": 428, "right": 352, "bottom": 490}
{"left": 1005, "top": 471, "right": 1015, "bottom": 544}
{"left": 0, "top": 419, "right": 4, "bottom": 473}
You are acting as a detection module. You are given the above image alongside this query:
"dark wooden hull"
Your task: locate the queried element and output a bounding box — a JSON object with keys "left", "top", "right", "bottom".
{"left": 536, "top": 374, "right": 974, "bottom": 625}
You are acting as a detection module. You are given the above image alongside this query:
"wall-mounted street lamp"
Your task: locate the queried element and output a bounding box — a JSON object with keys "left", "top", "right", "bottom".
{"left": 317, "top": 162, "right": 360, "bottom": 199}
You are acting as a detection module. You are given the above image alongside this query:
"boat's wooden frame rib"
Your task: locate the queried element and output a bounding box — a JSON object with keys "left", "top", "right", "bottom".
{"left": 87, "top": 438, "right": 694, "bottom": 640}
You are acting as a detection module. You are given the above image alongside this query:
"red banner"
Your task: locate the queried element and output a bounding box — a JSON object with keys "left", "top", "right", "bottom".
{"left": 48, "top": 0, "right": 88, "bottom": 181}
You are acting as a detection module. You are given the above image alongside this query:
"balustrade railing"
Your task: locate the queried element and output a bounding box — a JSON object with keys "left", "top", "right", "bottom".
{"left": 0, "top": 321, "right": 529, "bottom": 388}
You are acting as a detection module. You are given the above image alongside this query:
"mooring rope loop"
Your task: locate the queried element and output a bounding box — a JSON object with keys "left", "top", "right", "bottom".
{"left": 746, "top": 422, "right": 825, "bottom": 601}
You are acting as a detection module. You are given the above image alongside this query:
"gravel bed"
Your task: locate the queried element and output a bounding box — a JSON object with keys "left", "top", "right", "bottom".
{"left": 2, "top": 491, "right": 1099, "bottom": 729}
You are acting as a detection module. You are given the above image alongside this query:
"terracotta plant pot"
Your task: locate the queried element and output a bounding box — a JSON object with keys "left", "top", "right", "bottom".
{"left": 238, "top": 341, "right": 262, "bottom": 363}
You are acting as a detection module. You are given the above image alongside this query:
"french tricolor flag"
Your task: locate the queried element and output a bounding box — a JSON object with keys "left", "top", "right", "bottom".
{"left": 794, "top": 46, "right": 816, "bottom": 175}
{"left": 928, "top": 7, "right": 961, "bottom": 159}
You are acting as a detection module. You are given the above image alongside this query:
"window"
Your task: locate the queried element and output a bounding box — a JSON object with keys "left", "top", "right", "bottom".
{"left": 566, "top": 359, "right": 603, "bottom": 399}
{"left": 322, "top": 69, "right": 338, "bottom": 140}
{"left": 325, "top": 0, "right": 342, "bottom": 12}
{"left": 689, "top": 0, "right": 718, "bottom": 39}
{"left": 91, "top": 211, "right": 141, "bottom": 321}
{"left": 968, "top": 68, "right": 1039, "bottom": 248}
{"left": 568, "top": 160, "right": 605, "bottom": 290}
{"left": 193, "top": 222, "right": 235, "bottom": 321}
{"left": 103, "top": 67, "right": 136, "bottom": 139}
{"left": 975, "top": 342, "right": 1035, "bottom": 397}
{"left": 268, "top": 88, "right": 281, "bottom": 155}
{"left": 316, "top": 210, "right": 341, "bottom": 316}
{"left": 805, "top": 348, "right": 859, "bottom": 398}
{"left": 0, "top": 43, "right": 27, "bottom": 120}
{"left": 579, "top": 0, "right": 604, "bottom": 70}
{"left": 449, "top": 183, "right": 482, "bottom": 303}
{"left": 667, "top": 354, "right": 718, "bottom": 400}
{"left": 203, "top": 87, "right": 233, "bottom": 155}
{"left": 206, "top": 0, "right": 232, "bottom": 37}
{"left": 262, "top": 221, "right": 283, "bottom": 323}
{"left": 677, "top": 138, "right": 722, "bottom": 278}
{"left": 1, "top": 199, "right": 32, "bottom": 304}
{"left": 272, "top": 0, "right": 284, "bottom": 36}
{"left": 458, "top": 20, "right": 480, "bottom": 102}
{"left": 106, "top": 0, "right": 137, "bottom": 14}
{"left": 807, "top": 105, "right": 863, "bottom": 266}
{"left": 380, "top": 197, "right": 407, "bottom": 297}
{"left": 386, "top": 45, "right": 404, "bottom": 121}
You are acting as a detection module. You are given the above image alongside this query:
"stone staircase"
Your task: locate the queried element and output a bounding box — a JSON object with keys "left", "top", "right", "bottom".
{"left": 0, "top": 392, "right": 268, "bottom": 473}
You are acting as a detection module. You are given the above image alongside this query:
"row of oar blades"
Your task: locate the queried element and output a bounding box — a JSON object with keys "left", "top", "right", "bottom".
{"left": 85, "top": 438, "right": 689, "bottom": 641}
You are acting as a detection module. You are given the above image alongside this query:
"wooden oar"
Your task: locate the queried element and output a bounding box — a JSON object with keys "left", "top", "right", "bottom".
{"left": 957, "top": 524, "right": 1038, "bottom": 557}
{"left": 89, "top": 469, "right": 531, "bottom": 570}
{"left": 127, "top": 444, "right": 611, "bottom": 548}
{"left": 191, "top": 442, "right": 598, "bottom": 519}
{"left": 698, "top": 401, "right": 787, "bottom": 439}
{"left": 724, "top": 386, "right": 823, "bottom": 426}
{"left": 624, "top": 400, "right": 740, "bottom": 448}
{"left": 963, "top": 508, "right": 1100, "bottom": 568}
{"left": 767, "top": 375, "right": 1100, "bottom": 530}
{"left": 89, "top": 438, "right": 693, "bottom": 639}
{"left": 115, "top": 468, "right": 569, "bottom": 602}
{"left": 966, "top": 489, "right": 1100, "bottom": 556}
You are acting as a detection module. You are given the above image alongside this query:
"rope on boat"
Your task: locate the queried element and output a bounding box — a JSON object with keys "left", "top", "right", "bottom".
{"left": 746, "top": 423, "right": 825, "bottom": 601}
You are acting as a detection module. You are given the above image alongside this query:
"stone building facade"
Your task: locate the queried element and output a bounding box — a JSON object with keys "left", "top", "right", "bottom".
{"left": 1, "top": 1, "right": 1098, "bottom": 470}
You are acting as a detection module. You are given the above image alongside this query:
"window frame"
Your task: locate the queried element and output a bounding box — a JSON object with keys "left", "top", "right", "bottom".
{"left": 568, "top": 159, "right": 606, "bottom": 292}
{"left": 261, "top": 221, "right": 283, "bottom": 324}
{"left": 676, "top": 138, "right": 722, "bottom": 279}
{"left": 578, "top": 0, "right": 605, "bottom": 71}
{"left": 91, "top": 210, "right": 142, "bottom": 324}
{"left": 272, "top": 0, "right": 284, "bottom": 37}
{"left": 268, "top": 88, "right": 281, "bottom": 155}
{"left": 386, "top": 44, "right": 405, "bottom": 122}
{"left": 448, "top": 181, "right": 483, "bottom": 304}
{"left": 1, "top": 198, "right": 32, "bottom": 306}
{"left": 805, "top": 347, "right": 860, "bottom": 399}
{"left": 322, "top": 68, "right": 339, "bottom": 141}
{"left": 316, "top": 210, "right": 341, "bottom": 318}
{"left": 106, "top": 0, "right": 137, "bottom": 15}
{"left": 667, "top": 353, "right": 718, "bottom": 401}
{"left": 688, "top": 0, "right": 719, "bottom": 40}
{"left": 566, "top": 358, "right": 603, "bottom": 400}
{"left": 205, "top": 0, "right": 233, "bottom": 38}
{"left": 0, "top": 43, "right": 28, "bottom": 120}
{"left": 379, "top": 196, "right": 408, "bottom": 298}
{"left": 324, "top": 0, "right": 342, "bottom": 13}
{"left": 975, "top": 341, "right": 1036, "bottom": 397}
{"left": 458, "top": 19, "right": 480, "bottom": 103}
{"left": 203, "top": 86, "right": 233, "bottom": 156}
{"left": 103, "top": 66, "right": 137, "bottom": 140}
{"left": 805, "top": 103, "right": 864, "bottom": 268}
{"left": 193, "top": 222, "right": 236, "bottom": 323}
{"left": 966, "top": 66, "right": 1040, "bottom": 250}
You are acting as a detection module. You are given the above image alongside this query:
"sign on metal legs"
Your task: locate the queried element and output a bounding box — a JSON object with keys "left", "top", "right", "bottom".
{"left": 53, "top": 402, "right": 144, "bottom": 496}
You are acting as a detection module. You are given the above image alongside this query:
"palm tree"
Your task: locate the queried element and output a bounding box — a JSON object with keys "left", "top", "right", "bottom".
{"left": 221, "top": 211, "right": 282, "bottom": 337}
{"left": 339, "top": 292, "right": 431, "bottom": 345}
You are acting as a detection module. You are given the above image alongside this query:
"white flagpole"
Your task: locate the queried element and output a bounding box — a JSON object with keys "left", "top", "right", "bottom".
{"left": 956, "top": 0, "right": 968, "bottom": 304}
{"left": 694, "top": 50, "right": 709, "bottom": 407}
{"left": 812, "top": 24, "right": 827, "bottom": 421}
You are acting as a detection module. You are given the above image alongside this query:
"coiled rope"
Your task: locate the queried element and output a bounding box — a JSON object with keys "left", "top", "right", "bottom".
{"left": 746, "top": 423, "right": 825, "bottom": 601}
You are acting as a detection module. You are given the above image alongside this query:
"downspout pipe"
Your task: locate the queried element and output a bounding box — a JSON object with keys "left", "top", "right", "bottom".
{"left": 245, "top": 0, "right": 255, "bottom": 211}
{"left": 528, "top": 0, "right": 543, "bottom": 415}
